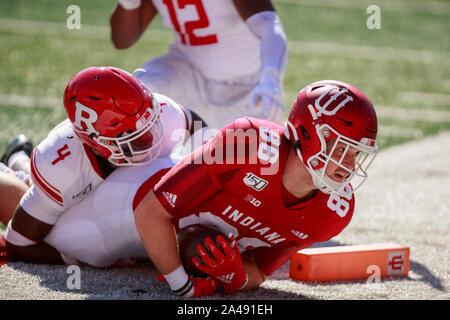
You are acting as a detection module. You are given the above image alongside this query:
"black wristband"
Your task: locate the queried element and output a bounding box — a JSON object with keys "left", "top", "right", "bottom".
{"left": 171, "top": 278, "right": 193, "bottom": 296}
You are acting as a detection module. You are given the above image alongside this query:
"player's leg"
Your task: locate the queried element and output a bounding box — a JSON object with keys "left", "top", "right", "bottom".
{"left": 0, "top": 134, "right": 33, "bottom": 175}
{"left": 135, "top": 51, "right": 192, "bottom": 97}
{"left": 0, "top": 135, "right": 33, "bottom": 225}
{"left": 0, "top": 170, "right": 29, "bottom": 225}
{"left": 197, "top": 71, "right": 264, "bottom": 128}
{"left": 43, "top": 162, "right": 169, "bottom": 267}
{"left": 134, "top": 49, "right": 213, "bottom": 121}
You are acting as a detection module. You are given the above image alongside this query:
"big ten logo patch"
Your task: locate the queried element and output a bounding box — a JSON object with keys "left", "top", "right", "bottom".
{"left": 244, "top": 194, "right": 261, "bottom": 207}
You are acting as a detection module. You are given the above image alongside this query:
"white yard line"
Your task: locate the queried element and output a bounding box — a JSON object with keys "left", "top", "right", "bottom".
{"left": 2, "top": 92, "right": 448, "bottom": 124}
{"left": 288, "top": 40, "right": 449, "bottom": 64}
{"left": 0, "top": 93, "right": 60, "bottom": 108}
{"left": 378, "top": 125, "right": 423, "bottom": 138}
{"left": 1, "top": 92, "right": 448, "bottom": 139}
{"left": 0, "top": 18, "right": 173, "bottom": 43}
{"left": 274, "top": 0, "right": 450, "bottom": 16}
{"left": 398, "top": 91, "right": 450, "bottom": 107}
{"left": 376, "top": 105, "right": 450, "bottom": 123}
{"left": 1, "top": 18, "right": 448, "bottom": 64}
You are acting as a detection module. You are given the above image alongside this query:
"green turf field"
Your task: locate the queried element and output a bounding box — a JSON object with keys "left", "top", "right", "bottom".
{"left": 0, "top": 0, "right": 449, "bottom": 153}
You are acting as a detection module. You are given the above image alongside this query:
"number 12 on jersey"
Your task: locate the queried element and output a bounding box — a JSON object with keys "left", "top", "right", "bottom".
{"left": 162, "top": 0, "right": 218, "bottom": 46}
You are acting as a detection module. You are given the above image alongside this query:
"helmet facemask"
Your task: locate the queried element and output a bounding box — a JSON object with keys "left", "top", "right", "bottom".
{"left": 95, "top": 102, "right": 164, "bottom": 166}
{"left": 284, "top": 80, "right": 379, "bottom": 198}
{"left": 97, "top": 121, "right": 163, "bottom": 166}
{"left": 305, "top": 124, "right": 378, "bottom": 197}
{"left": 65, "top": 66, "right": 165, "bottom": 167}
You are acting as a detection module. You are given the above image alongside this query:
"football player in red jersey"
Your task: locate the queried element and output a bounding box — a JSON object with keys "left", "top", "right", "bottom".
{"left": 3, "top": 66, "right": 208, "bottom": 264}
{"left": 110, "top": 0, "right": 288, "bottom": 128}
{"left": 134, "top": 80, "right": 379, "bottom": 297}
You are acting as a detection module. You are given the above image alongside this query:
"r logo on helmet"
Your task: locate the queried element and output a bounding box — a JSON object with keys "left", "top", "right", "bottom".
{"left": 73, "top": 101, "right": 99, "bottom": 137}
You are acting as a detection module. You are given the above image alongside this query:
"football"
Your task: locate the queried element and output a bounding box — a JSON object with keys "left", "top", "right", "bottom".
{"left": 177, "top": 224, "right": 230, "bottom": 277}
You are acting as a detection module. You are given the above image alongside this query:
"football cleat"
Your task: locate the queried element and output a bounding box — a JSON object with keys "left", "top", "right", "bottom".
{"left": 0, "top": 134, "right": 33, "bottom": 166}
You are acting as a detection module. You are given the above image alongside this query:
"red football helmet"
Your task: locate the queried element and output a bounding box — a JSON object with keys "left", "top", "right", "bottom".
{"left": 284, "top": 80, "right": 378, "bottom": 196}
{"left": 63, "top": 66, "right": 163, "bottom": 166}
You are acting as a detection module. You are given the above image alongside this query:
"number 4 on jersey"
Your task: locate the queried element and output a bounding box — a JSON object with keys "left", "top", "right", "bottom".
{"left": 52, "top": 144, "right": 71, "bottom": 165}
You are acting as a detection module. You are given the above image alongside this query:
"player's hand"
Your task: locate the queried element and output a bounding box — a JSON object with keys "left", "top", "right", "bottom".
{"left": 157, "top": 273, "right": 218, "bottom": 298}
{"left": 192, "top": 235, "right": 248, "bottom": 294}
{"left": 248, "top": 71, "right": 284, "bottom": 122}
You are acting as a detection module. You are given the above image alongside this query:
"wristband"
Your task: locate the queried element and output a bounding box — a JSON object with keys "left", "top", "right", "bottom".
{"left": 172, "top": 279, "right": 194, "bottom": 297}
{"left": 5, "top": 220, "right": 38, "bottom": 247}
{"left": 118, "top": 0, "right": 141, "bottom": 10}
{"left": 164, "top": 265, "right": 194, "bottom": 297}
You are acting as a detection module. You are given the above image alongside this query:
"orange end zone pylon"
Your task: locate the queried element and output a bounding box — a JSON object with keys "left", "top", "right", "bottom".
{"left": 289, "top": 243, "right": 409, "bottom": 282}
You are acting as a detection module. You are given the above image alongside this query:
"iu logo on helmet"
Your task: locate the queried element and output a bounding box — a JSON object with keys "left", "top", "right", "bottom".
{"left": 73, "top": 101, "right": 99, "bottom": 136}
{"left": 315, "top": 85, "right": 354, "bottom": 117}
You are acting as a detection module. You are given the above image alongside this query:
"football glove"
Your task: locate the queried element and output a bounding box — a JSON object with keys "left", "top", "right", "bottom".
{"left": 248, "top": 70, "right": 284, "bottom": 122}
{"left": 192, "top": 235, "right": 248, "bottom": 294}
{"left": 0, "top": 236, "right": 10, "bottom": 267}
{"left": 157, "top": 273, "right": 218, "bottom": 298}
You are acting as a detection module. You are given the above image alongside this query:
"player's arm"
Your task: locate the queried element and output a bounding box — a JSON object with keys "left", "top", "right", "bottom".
{"left": 134, "top": 190, "right": 192, "bottom": 291}
{"left": 5, "top": 146, "right": 77, "bottom": 265}
{"left": 135, "top": 188, "right": 220, "bottom": 297}
{"left": 241, "top": 251, "right": 268, "bottom": 290}
{"left": 234, "top": 0, "right": 287, "bottom": 78}
{"left": 110, "top": 0, "right": 158, "bottom": 49}
{"left": 157, "top": 95, "right": 211, "bottom": 157}
{"left": 234, "top": 0, "right": 288, "bottom": 120}
{"left": 186, "top": 109, "right": 208, "bottom": 136}
{"left": 135, "top": 146, "right": 223, "bottom": 297}
{"left": 135, "top": 134, "right": 240, "bottom": 297}
{"left": 5, "top": 205, "right": 64, "bottom": 264}
{"left": 181, "top": 107, "right": 215, "bottom": 154}
{"left": 136, "top": 122, "right": 256, "bottom": 296}
{"left": 252, "top": 242, "right": 311, "bottom": 278}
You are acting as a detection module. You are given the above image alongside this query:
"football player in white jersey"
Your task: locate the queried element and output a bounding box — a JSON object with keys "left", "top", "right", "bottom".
{"left": 3, "top": 66, "right": 207, "bottom": 264}
{"left": 110, "top": 0, "right": 288, "bottom": 129}
{"left": 1, "top": 156, "right": 175, "bottom": 267}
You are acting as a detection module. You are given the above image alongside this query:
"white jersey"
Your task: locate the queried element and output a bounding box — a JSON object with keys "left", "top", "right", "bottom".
{"left": 44, "top": 157, "right": 175, "bottom": 267}
{"left": 152, "top": 0, "right": 261, "bottom": 80}
{"left": 21, "top": 93, "right": 189, "bottom": 225}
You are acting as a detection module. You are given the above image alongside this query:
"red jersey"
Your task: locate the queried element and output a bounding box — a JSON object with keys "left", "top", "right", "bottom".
{"left": 154, "top": 117, "right": 354, "bottom": 276}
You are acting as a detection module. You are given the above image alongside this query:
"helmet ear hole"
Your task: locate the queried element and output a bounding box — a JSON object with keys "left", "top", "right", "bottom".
{"left": 300, "top": 126, "right": 310, "bottom": 140}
